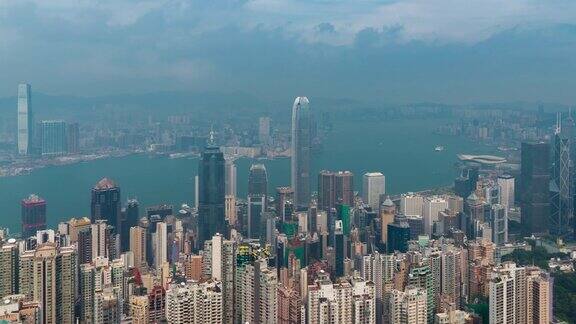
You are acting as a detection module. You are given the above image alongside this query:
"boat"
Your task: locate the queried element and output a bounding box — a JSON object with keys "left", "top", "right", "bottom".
{"left": 435, "top": 146, "right": 445, "bottom": 152}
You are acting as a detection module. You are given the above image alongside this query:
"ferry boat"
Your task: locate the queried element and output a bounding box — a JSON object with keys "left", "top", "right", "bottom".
{"left": 435, "top": 146, "right": 445, "bottom": 152}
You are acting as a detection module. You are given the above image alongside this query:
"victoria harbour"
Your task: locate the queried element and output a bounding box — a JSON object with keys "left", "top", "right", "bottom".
{"left": 0, "top": 118, "right": 486, "bottom": 233}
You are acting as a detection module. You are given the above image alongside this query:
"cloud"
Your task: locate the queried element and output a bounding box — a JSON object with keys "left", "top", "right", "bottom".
{"left": 1, "top": 0, "right": 576, "bottom": 103}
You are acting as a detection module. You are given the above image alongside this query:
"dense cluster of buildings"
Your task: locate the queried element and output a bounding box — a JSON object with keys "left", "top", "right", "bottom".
{"left": 0, "top": 96, "right": 565, "bottom": 323}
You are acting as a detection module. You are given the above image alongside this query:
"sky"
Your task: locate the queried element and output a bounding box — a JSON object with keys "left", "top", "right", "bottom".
{"left": 1, "top": 0, "right": 576, "bottom": 104}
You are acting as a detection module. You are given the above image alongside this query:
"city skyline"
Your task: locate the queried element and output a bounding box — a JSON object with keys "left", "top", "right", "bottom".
{"left": 2, "top": 1, "right": 576, "bottom": 323}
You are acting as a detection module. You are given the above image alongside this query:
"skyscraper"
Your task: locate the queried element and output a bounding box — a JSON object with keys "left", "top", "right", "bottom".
{"left": 165, "top": 280, "right": 223, "bottom": 324}
{"left": 422, "top": 196, "right": 448, "bottom": 235}
{"left": 335, "top": 220, "right": 346, "bottom": 277}
{"left": 387, "top": 222, "right": 410, "bottom": 253}
{"left": 39, "top": 120, "right": 67, "bottom": 156}
{"left": 363, "top": 172, "right": 385, "bottom": 211}
{"left": 291, "top": 96, "right": 311, "bottom": 209}
{"left": 551, "top": 113, "right": 574, "bottom": 236}
{"left": 318, "top": 170, "right": 336, "bottom": 211}
{"left": 121, "top": 199, "right": 139, "bottom": 252}
{"left": 276, "top": 187, "right": 294, "bottom": 221}
{"left": 491, "top": 204, "right": 508, "bottom": 245}
{"left": 401, "top": 193, "right": 424, "bottom": 217}
{"left": 224, "top": 158, "right": 237, "bottom": 197}
{"left": 388, "top": 286, "right": 428, "bottom": 324}
{"left": 259, "top": 116, "right": 271, "bottom": 145}
{"left": 56, "top": 246, "right": 77, "bottom": 323}
{"left": 248, "top": 195, "right": 266, "bottom": 239}
{"left": 198, "top": 141, "right": 226, "bottom": 244}
{"left": 0, "top": 239, "right": 19, "bottom": 298}
{"left": 18, "top": 243, "right": 77, "bottom": 324}
{"left": 130, "top": 226, "right": 147, "bottom": 270}
{"left": 21, "top": 194, "right": 47, "bottom": 238}
{"left": 237, "top": 259, "right": 278, "bottom": 324}
{"left": 520, "top": 142, "right": 550, "bottom": 234}
{"left": 335, "top": 171, "right": 354, "bottom": 206}
{"left": 17, "top": 83, "right": 32, "bottom": 155}
{"left": 380, "top": 197, "right": 395, "bottom": 245}
{"left": 202, "top": 234, "right": 235, "bottom": 324}
{"left": 91, "top": 178, "right": 121, "bottom": 237}
{"left": 497, "top": 174, "right": 515, "bottom": 209}
{"left": 248, "top": 163, "right": 268, "bottom": 197}
{"left": 66, "top": 122, "right": 80, "bottom": 154}
{"left": 154, "top": 221, "right": 168, "bottom": 270}
{"left": 489, "top": 262, "right": 528, "bottom": 324}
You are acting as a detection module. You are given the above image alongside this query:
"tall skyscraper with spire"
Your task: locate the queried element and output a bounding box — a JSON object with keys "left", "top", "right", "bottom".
{"left": 17, "top": 83, "right": 32, "bottom": 155}
{"left": 198, "top": 131, "right": 226, "bottom": 244}
{"left": 291, "top": 96, "right": 311, "bottom": 209}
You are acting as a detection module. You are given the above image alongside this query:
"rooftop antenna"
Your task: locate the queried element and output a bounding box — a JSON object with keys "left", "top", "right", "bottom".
{"left": 209, "top": 124, "right": 215, "bottom": 146}
{"left": 555, "top": 112, "right": 561, "bottom": 135}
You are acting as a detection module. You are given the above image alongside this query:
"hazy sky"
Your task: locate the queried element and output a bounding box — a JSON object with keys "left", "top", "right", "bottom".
{"left": 1, "top": 0, "right": 576, "bottom": 103}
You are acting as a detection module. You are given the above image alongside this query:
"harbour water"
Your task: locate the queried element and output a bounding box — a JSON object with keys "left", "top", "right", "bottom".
{"left": 0, "top": 118, "right": 492, "bottom": 233}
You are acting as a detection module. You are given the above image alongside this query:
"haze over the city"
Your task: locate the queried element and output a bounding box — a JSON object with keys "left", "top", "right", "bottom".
{"left": 2, "top": 0, "right": 576, "bottom": 103}
{"left": 3, "top": 1, "right": 576, "bottom": 324}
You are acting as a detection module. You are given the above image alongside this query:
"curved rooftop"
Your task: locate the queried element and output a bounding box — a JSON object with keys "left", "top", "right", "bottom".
{"left": 457, "top": 154, "right": 506, "bottom": 165}
{"left": 94, "top": 177, "right": 117, "bottom": 190}
{"left": 293, "top": 96, "right": 309, "bottom": 106}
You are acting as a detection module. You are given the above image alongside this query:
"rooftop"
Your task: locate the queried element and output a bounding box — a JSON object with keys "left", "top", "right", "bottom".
{"left": 94, "top": 177, "right": 117, "bottom": 190}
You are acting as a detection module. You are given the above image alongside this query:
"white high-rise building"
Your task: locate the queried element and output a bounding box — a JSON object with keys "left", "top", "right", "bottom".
{"left": 423, "top": 196, "right": 448, "bottom": 235}
{"left": 400, "top": 193, "right": 424, "bottom": 217}
{"left": 497, "top": 175, "right": 515, "bottom": 209}
{"left": 352, "top": 278, "right": 377, "bottom": 324}
{"left": 91, "top": 220, "right": 108, "bottom": 259}
{"left": 17, "top": 83, "right": 32, "bottom": 155}
{"left": 363, "top": 172, "right": 386, "bottom": 210}
{"left": 489, "top": 262, "right": 527, "bottom": 324}
{"left": 307, "top": 272, "right": 354, "bottom": 324}
{"left": 154, "top": 222, "right": 167, "bottom": 270}
{"left": 165, "top": 280, "right": 223, "bottom": 324}
{"left": 202, "top": 234, "right": 235, "bottom": 324}
{"left": 238, "top": 259, "right": 278, "bottom": 324}
{"left": 388, "top": 286, "right": 428, "bottom": 324}
{"left": 360, "top": 252, "right": 395, "bottom": 323}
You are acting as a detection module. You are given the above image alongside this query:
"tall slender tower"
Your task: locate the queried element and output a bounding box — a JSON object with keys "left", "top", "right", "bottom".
{"left": 551, "top": 112, "right": 574, "bottom": 236}
{"left": 291, "top": 96, "right": 311, "bottom": 209}
{"left": 17, "top": 83, "right": 32, "bottom": 155}
{"left": 198, "top": 135, "right": 226, "bottom": 244}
